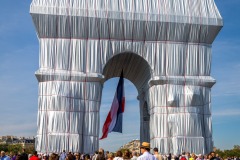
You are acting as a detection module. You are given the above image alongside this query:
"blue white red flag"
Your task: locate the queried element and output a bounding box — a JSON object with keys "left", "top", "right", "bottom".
{"left": 100, "top": 71, "right": 125, "bottom": 140}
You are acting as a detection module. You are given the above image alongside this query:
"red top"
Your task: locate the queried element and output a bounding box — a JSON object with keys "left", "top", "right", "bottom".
{"left": 30, "top": 155, "right": 40, "bottom": 160}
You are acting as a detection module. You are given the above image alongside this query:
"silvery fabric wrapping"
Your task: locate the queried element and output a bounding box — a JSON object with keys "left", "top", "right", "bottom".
{"left": 36, "top": 81, "right": 102, "bottom": 153}
{"left": 30, "top": 0, "right": 222, "bottom": 154}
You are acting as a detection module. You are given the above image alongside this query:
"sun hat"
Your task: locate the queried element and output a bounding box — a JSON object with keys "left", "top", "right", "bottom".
{"left": 140, "top": 142, "right": 150, "bottom": 149}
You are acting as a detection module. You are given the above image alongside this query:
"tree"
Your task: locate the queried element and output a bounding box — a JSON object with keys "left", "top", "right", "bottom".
{"left": 0, "top": 144, "right": 8, "bottom": 152}
{"left": 7, "top": 144, "right": 22, "bottom": 154}
{"left": 215, "top": 145, "right": 240, "bottom": 158}
{"left": 233, "top": 145, "right": 240, "bottom": 150}
{"left": 25, "top": 146, "right": 35, "bottom": 154}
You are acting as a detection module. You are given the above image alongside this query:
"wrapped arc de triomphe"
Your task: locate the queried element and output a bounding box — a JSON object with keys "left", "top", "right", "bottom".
{"left": 30, "top": 0, "right": 223, "bottom": 155}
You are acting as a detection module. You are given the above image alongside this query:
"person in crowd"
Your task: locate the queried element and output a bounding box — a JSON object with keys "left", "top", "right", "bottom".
{"left": 189, "top": 153, "right": 196, "bottom": 160}
{"left": 234, "top": 156, "right": 240, "bottom": 160}
{"left": 97, "top": 149, "right": 105, "bottom": 160}
{"left": 21, "top": 149, "right": 28, "bottom": 160}
{"left": 49, "top": 153, "right": 58, "bottom": 160}
{"left": 8, "top": 153, "right": 13, "bottom": 160}
{"left": 80, "top": 153, "right": 85, "bottom": 160}
{"left": 167, "top": 153, "right": 172, "bottom": 160}
{"left": 196, "top": 154, "right": 203, "bottom": 160}
{"left": 123, "top": 150, "right": 131, "bottom": 160}
{"left": 174, "top": 155, "right": 180, "bottom": 160}
{"left": 207, "top": 154, "right": 212, "bottom": 160}
{"left": 105, "top": 151, "right": 109, "bottom": 160}
{"left": 67, "top": 152, "right": 73, "bottom": 158}
{"left": 66, "top": 154, "right": 74, "bottom": 160}
{"left": 42, "top": 154, "right": 48, "bottom": 160}
{"left": 209, "top": 152, "right": 219, "bottom": 160}
{"left": 186, "top": 153, "right": 190, "bottom": 160}
{"left": 162, "top": 155, "right": 167, "bottom": 160}
{"left": 107, "top": 153, "right": 114, "bottom": 160}
{"left": 28, "top": 154, "right": 33, "bottom": 160}
{"left": 203, "top": 155, "right": 207, "bottom": 160}
{"left": 59, "top": 150, "right": 66, "bottom": 160}
{"left": 171, "top": 155, "right": 176, "bottom": 160}
{"left": 29, "top": 151, "right": 40, "bottom": 160}
{"left": 16, "top": 155, "right": 23, "bottom": 160}
{"left": 92, "top": 151, "right": 98, "bottom": 160}
{"left": 84, "top": 154, "right": 90, "bottom": 160}
{"left": 137, "top": 142, "right": 156, "bottom": 160}
{"left": 180, "top": 152, "right": 187, "bottom": 160}
{"left": 12, "top": 153, "right": 18, "bottom": 160}
{"left": 130, "top": 152, "right": 137, "bottom": 160}
{"left": 75, "top": 153, "right": 81, "bottom": 160}
{"left": 1, "top": 151, "right": 11, "bottom": 160}
{"left": 153, "top": 148, "right": 162, "bottom": 160}
{"left": 113, "top": 151, "right": 123, "bottom": 160}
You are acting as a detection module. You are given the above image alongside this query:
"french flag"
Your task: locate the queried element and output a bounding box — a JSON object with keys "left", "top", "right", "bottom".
{"left": 100, "top": 71, "right": 125, "bottom": 140}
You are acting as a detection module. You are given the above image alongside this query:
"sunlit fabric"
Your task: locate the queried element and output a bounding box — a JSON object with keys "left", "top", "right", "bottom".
{"left": 30, "top": 0, "right": 223, "bottom": 155}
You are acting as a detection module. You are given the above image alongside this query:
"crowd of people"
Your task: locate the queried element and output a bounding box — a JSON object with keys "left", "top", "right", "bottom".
{"left": 1, "top": 142, "right": 239, "bottom": 160}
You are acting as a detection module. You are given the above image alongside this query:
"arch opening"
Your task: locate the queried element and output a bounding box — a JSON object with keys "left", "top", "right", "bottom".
{"left": 99, "top": 78, "right": 140, "bottom": 151}
{"left": 102, "top": 52, "right": 152, "bottom": 94}
{"left": 99, "top": 52, "right": 152, "bottom": 151}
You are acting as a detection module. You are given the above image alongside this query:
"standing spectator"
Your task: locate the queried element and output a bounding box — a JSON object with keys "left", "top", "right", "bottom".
{"left": 15, "top": 155, "right": 23, "bottom": 160}
{"left": 131, "top": 152, "right": 137, "bottom": 160}
{"left": 189, "top": 153, "right": 196, "bottom": 160}
{"left": 59, "top": 150, "right": 66, "bottom": 160}
{"left": 9, "top": 153, "right": 13, "bottom": 160}
{"left": 196, "top": 154, "right": 203, "bottom": 160}
{"left": 174, "top": 155, "right": 180, "bottom": 160}
{"left": 153, "top": 148, "right": 162, "bottom": 160}
{"left": 66, "top": 154, "right": 74, "bottom": 160}
{"left": 203, "top": 155, "right": 207, "bottom": 160}
{"left": 42, "top": 154, "right": 48, "bottom": 160}
{"left": 123, "top": 150, "right": 131, "bottom": 160}
{"left": 167, "top": 154, "right": 172, "bottom": 160}
{"left": 113, "top": 151, "right": 123, "bottom": 160}
{"left": 49, "top": 153, "right": 58, "bottom": 160}
{"left": 105, "top": 152, "right": 109, "bottom": 160}
{"left": 29, "top": 151, "right": 40, "bottom": 160}
{"left": 210, "top": 152, "right": 220, "bottom": 160}
{"left": 1, "top": 151, "right": 11, "bottom": 160}
{"left": 186, "top": 153, "right": 190, "bottom": 160}
{"left": 84, "top": 155, "right": 90, "bottom": 160}
{"left": 137, "top": 142, "right": 156, "bottom": 160}
{"left": 12, "top": 153, "right": 18, "bottom": 160}
{"left": 107, "top": 153, "right": 114, "bottom": 160}
{"left": 75, "top": 153, "right": 81, "bottom": 160}
{"left": 28, "top": 154, "right": 33, "bottom": 160}
{"left": 21, "top": 149, "right": 28, "bottom": 160}
{"left": 92, "top": 151, "right": 98, "bottom": 160}
{"left": 97, "top": 149, "right": 105, "bottom": 160}
{"left": 180, "top": 152, "right": 187, "bottom": 160}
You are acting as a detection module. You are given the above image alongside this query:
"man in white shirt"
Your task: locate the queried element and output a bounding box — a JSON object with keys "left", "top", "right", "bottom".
{"left": 137, "top": 142, "right": 156, "bottom": 160}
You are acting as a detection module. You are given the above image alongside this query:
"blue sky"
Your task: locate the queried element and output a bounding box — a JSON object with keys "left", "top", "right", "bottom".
{"left": 0, "top": 0, "right": 239, "bottom": 152}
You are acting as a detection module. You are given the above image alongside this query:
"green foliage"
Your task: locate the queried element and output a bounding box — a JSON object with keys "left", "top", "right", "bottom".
{"left": 215, "top": 149, "right": 224, "bottom": 158}
{"left": 0, "top": 144, "right": 8, "bottom": 152}
{"left": 25, "top": 146, "right": 35, "bottom": 154}
{"left": 0, "top": 144, "right": 34, "bottom": 154}
{"left": 234, "top": 145, "right": 240, "bottom": 150}
{"left": 215, "top": 145, "right": 240, "bottom": 158}
{"left": 7, "top": 144, "right": 22, "bottom": 154}
{"left": 119, "top": 148, "right": 130, "bottom": 154}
